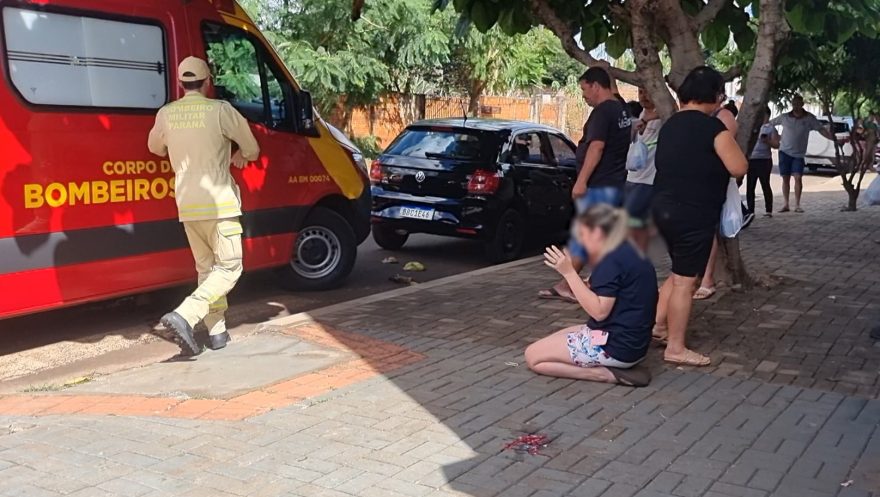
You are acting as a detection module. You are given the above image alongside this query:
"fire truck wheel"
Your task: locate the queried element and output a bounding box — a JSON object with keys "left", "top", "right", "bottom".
{"left": 279, "top": 207, "right": 357, "bottom": 291}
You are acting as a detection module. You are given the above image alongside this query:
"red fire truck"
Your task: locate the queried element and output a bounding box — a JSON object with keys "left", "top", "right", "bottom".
{"left": 0, "top": 0, "right": 371, "bottom": 319}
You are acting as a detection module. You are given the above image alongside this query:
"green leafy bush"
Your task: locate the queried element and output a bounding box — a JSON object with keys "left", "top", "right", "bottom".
{"left": 351, "top": 135, "right": 383, "bottom": 160}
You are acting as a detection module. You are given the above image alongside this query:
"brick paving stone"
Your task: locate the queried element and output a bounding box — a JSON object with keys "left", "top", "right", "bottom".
{"left": 671, "top": 475, "right": 714, "bottom": 497}
{"left": 96, "top": 478, "right": 156, "bottom": 497}
{"left": 747, "top": 469, "right": 784, "bottom": 492}
{"left": 599, "top": 482, "right": 641, "bottom": 497}
{"left": 709, "top": 481, "right": 769, "bottom": 497}
{"left": 0, "top": 190, "right": 878, "bottom": 497}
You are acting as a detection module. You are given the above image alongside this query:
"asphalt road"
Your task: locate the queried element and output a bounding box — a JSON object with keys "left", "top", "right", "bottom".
{"left": 0, "top": 233, "right": 547, "bottom": 359}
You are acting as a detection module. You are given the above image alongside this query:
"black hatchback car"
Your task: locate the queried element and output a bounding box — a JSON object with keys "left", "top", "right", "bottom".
{"left": 370, "top": 118, "right": 579, "bottom": 262}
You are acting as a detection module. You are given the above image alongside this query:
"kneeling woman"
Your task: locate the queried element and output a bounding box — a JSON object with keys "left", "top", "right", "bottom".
{"left": 525, "top": 205, "right": 658, "bottom": 386}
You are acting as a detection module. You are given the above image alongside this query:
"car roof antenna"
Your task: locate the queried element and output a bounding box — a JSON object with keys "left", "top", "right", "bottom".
{"left": 460, "top": 98, "right": 468, "bottom": 127}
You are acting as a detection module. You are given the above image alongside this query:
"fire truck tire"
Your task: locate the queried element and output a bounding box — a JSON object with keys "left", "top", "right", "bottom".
{"left": 279, "top": 207, "right": 357, "bottom": 291}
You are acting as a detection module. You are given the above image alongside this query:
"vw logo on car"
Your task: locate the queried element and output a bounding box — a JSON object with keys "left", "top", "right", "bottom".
{"left": 415, "top": 171, "right": 426, "bottom": 183}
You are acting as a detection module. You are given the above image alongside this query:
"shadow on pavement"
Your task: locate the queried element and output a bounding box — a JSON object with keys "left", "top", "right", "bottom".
{"left": 292, "top": 188, "right": 880, "bottom": 496}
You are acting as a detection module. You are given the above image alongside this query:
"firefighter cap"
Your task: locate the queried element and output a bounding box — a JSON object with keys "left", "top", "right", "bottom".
{"left": 178, "top": 56, "right": 211, "bottom": 82}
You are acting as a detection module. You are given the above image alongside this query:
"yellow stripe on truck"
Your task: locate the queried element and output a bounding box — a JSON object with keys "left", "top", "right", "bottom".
{"left": 308, "top": 120, "right": 364, "bottom": 200}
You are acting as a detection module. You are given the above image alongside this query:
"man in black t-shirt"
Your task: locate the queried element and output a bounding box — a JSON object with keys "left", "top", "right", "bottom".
{"left": 540, "top": 65, "right": 631, "bottom": 302}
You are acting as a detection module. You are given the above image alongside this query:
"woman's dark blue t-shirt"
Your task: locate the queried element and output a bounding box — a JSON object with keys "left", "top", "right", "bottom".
{"left": 587, "top": 241, "right": 658, "bottom": 363}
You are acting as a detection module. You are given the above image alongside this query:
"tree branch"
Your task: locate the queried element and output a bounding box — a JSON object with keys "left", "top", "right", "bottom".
{"left": 721, "top": 65, "right": 742, "bottom": 81}
{"left": 655, "top": 0, "right": 707, "bottom": 87}
{"left": 352, "top": 0, "right": 365, "bottom": 21}
{"left": 692, "top": 0, "right": 729, "bottom": 32}
{"left": 527, "top": 0, "right": 640, "bottom": 85}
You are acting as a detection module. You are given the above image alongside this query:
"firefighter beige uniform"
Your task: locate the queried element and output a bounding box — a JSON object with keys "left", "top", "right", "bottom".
{"left": 148, "top": 57, "right": 260, "bottom": 337}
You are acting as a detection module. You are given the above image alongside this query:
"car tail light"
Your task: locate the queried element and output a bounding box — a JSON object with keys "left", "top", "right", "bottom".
{"left": 370, "top": 160, "right": 384, "bottom": 184}
{"left": 467, "top": 169, "right": 501, "bottom": 194}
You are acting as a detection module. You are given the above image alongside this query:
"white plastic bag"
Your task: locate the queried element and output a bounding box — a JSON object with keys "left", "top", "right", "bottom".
{"left": 865, "top": 175, "right": 880, "bottom": 206}
{"left": 626, "top": 139, "right": 649, "bottom": 172}
{"left": 719, "top": 178, "right": 744, "bottom": 238}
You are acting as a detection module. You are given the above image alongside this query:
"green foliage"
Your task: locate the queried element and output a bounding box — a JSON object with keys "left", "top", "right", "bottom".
{"left": 243, "top": 0, "right": 451, "bottom": 114}
{"left": 447, "top": 0, "right": 878, "bottom": 74}
{"left": 242, "top": 0, "right": 570, "bottom": 119}
{"left": 773, "top": 27, "right": 880, "bottom": 114}
{"left": 605, "top": 26, "right": 630, "bottom": 60}
{"left": 206, "top": 38, "right": 261, "bottom": 101}
{"left": 702, "top": 18, "right": 731, "bottom": 53}
{"left": 442, "top": 22, "right": 569, "bottom": 97}
{"left": 351, "top": 135, "right": 383, "bottom": 159}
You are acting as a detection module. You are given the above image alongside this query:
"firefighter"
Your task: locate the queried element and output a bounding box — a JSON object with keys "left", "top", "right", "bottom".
{"left": 147, "top": 56, "right": 260, "bottom": 355}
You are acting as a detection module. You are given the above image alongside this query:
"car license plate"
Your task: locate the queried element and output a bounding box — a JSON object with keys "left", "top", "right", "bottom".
{"left": 400, "top": 207, "right": 434, "bottom": 221}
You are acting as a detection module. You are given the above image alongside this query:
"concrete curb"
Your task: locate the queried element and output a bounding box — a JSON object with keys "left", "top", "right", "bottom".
{"left": 260, "top": 254, "right": 543, "bottom": 329}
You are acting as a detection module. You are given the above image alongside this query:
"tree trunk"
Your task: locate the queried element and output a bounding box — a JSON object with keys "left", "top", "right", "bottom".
{"left": 628, "top": 0, "right": 677, "bottom": 119}
{"left": 825, "top": 99, "right": 858, "bottom": 211}
{"left": 468, "top": 80, "right": 485, "bottom": 117}
{"left": 736, "top": 0, "right": 789, "bottom": 152}
{"left": 653, "top": 0, "right": 705, "bottom": 89}
{"left": 718, "top": 0, "right": 788, "bottom": 289}
{"left": 837, "top": 97, "right": 874, "bottom": 212}
{"left": 846, "top": 187, "right": 858, "bottom": 211}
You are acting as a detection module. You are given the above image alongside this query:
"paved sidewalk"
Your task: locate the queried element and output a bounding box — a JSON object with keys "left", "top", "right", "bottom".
{"left": 0, "top": 189, "right": 878, "bottom": 497}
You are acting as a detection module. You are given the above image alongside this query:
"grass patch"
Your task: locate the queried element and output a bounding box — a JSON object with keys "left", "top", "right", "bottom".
{"left": 19, "top": 375, "right": 92, "bottom": 393}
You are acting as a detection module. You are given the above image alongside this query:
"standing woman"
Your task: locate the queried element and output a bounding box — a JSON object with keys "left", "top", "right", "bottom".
{"left": 694, "top": 98, "right": 739, "bottom": 301}
{"left": 651, "top": 67, "right": 748, "bottom": 366}
{"left": 747, "top": 107, "right": 780, "bottom": 217}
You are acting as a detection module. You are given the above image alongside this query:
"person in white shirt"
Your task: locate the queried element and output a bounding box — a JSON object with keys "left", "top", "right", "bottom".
{"left": 624, "top": 88, "right": 661, "bottom": 252}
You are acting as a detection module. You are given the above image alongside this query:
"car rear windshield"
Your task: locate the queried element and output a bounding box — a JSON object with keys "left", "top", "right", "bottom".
{"left": 384, "top": 128, "right": 497, "bottom": 161}
{"left": 820, "top": 120, "right": 850, "bottom": 133}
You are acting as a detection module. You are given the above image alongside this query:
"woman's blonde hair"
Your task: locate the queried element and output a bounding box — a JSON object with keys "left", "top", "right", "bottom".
{"left": 576, "top": 204, "right": 629, "bottom": 258}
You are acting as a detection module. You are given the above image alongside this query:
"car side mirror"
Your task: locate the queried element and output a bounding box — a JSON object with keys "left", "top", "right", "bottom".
{"left": 296, "top": 90, "right": 317, "bottom": 135}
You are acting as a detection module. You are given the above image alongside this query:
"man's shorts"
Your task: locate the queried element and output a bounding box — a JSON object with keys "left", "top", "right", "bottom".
{"left": 568, "top": 186, "right": 624, "bottom": 261}
{"left": 778, "top": 151, "right": 805, "bottom": 176}
{"left": 624, "top": 182, "right": 654, "bottom": 228}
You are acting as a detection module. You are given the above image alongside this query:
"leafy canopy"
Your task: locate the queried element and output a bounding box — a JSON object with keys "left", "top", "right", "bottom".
{"left": 242, "top": 0, "right": 576, "bottom": 114}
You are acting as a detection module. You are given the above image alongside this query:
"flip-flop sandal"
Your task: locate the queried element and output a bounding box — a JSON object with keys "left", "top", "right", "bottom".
{"left": 795, "top": 207, "right": 804, "bottom": 213}
{"left": 664, "top": 349, "right": 711, "bottom": 367}
{"left": 607, "top": 366, "right": 651, "bottom": 387}
{"left": 537, "top": 288, "right": 577, "bottom": 303}
{"left": 779, "top": 207, "right": 790, "bottom": 213}
{"left": 692, "top": 286, "right": 716, "bottom": 300}
{"left": 651, "top": 325, "right": 668, "bottom": 345}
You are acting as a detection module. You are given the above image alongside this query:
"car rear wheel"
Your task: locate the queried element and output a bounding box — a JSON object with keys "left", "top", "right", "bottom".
{"left": 372, "top": 225, "right": 409, "bottom": 250}
{"left": 485, "top": 208, "right": 525, "bottom": 264}
{"left": 278, "top": 207, "right": 357, "bottom": 291}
